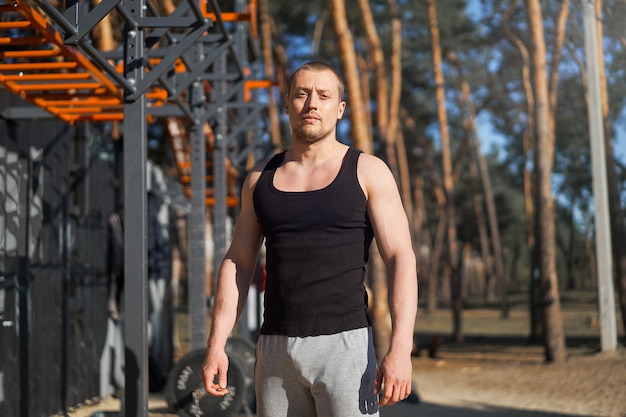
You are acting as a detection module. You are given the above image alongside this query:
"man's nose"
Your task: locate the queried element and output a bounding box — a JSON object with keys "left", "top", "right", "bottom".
{"left": 306, "top": 93, "right": 319, "bottom": 109}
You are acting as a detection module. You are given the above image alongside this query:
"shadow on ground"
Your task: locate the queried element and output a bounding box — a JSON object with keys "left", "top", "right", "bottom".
{"left": 381, "top": 401, "right": 595, "bottom": 417}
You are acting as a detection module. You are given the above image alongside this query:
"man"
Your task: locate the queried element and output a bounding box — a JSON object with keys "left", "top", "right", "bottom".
{"left": 201, "top": 61, "right": 417, "bottom": 416}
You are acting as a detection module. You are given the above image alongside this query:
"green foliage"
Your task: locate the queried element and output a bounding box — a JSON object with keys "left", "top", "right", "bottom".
{"left": 267, "top": 0, "right": 626, "bottom": 293}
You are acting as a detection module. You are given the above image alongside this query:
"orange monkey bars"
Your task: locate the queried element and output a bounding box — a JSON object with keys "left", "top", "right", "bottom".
{"left": 202, "top": 0, "right": 257, "bottom": 37}
{"left": 0, "top": 0, "right": 268, "bottom": 123}
{"left": 165, "top": 117, "right": 240, "bottom": 207}
{"left": 0, "top": 0, "right": 129, "bottom": 122}
{"left": 1, "top": 0, "right": 272, "bottom": 207}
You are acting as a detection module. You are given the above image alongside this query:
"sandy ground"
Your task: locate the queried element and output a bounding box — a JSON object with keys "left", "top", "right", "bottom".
{"left": 59, "top": 290, "right": 626, "bottom": 417}
{"left": 391, "top": 346, "right": 626, "bottom": 417}
{"left": 59, "top": 347, "right": 626, "bottom": 417}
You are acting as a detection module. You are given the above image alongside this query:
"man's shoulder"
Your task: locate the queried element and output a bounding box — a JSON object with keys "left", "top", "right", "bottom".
{"left": 356, "top": 152, "right": 390, "bottom": 173}
{"left": 245, "top": 151, "right": 284, "bottom": 187}
{"left": 355, "top": 152, "right": 395, "bottom": 198}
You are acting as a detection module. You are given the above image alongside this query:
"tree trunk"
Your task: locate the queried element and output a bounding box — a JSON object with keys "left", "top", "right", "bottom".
{"left": 91, "top": 0, "right": 118, "bottom": 138}
{"left": 503, "top": 0, "right": 541, "bottom": 341}
{"left": 258, "top": 0, "right": 283, "bottom": 151}
{"left": 91, "top": 0, "right": 116, "bottom": 52}
{"left": 427, "top": 0, "right": 462, "bottom": 342}
{"left": 386, "top": 0, "right": 402, "bottom": 182}
{"left": 395, "top": 130, "right": 413, "bottom": 222}
{"left": 430, "top": 186, "right": 447, "bottom": 309}
{"left": 311, "top": 10, "right": 327, "bottom": 56}
{"left": 357, "top": 0, "right": 388, "bottom": 145}
{"left": 468, "top": 144, "right": 494, "bottom": 299}
{"left": 547, "top": 0, "right": 570, "bottom": 163}
{"left": 448, "top": 50, "right": 509, "bottom": 317}
{"left": 268, "top": 19, "right": 291, "bottom": 150}
{"left": 525, "top": 0, "right": 567, "bottom": 362}
{"left": 413, "top": 175, "right": 433, "bottom": 311}
{"left": 388, "top": 0, "right": 413, "bottom": 219}
{"left": 401, "top": 108, "right": 432, "bottom": 310}
{"left": 330, "top": 0, "right": 388, "bottom": 353}
{"left": 555, "top": 201, "right": 577, "bottom": 290}
{"left": 357, "top": 54, "right": 374, "bottom": 141}
{"left": 328, "top": 0, "right": 372, "bottom": 153}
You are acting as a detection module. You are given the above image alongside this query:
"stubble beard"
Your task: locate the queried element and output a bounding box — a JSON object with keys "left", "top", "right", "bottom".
{"left": 292, "top": 122, "right": 335, "bottom": 145}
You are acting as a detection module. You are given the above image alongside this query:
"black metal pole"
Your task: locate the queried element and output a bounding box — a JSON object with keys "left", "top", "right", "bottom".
{"left": 123, "top": 0, "right": 149, "bottom": 413}
{"left": 189, "top": 53, "right": 208, "bottom": 349}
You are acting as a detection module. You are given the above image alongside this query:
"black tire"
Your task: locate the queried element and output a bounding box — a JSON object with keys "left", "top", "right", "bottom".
{"left": 165, "top": 349, "right": 247, "bottom": 417}
{"left": 225, "top": 336, "right": 257, "bottom": 412}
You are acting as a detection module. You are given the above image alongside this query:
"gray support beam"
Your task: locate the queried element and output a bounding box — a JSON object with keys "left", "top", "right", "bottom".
{"left": 583, "top": 0, "right": 617, "bottom": 351}
{"left": 234, "top": 0, "right": 249, "bottom": 337}
{"left": 126, "top": 20, "right": 212, "bottom": 101}
{"left": 123, "top": 0, "right": 149, "bottom": 414}
{"left": 212, "top": 53, "right": 228, "bottom": 300}
{"left": 65, "top": 0, "right": 120, "bottom": 43}
{"left": 189, "top": 71, "right": 208, "bottom": 350}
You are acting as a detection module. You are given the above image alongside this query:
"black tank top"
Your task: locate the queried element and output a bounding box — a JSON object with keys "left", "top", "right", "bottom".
{"left": 253, "top": 147, "right": 374, "bottom": 337}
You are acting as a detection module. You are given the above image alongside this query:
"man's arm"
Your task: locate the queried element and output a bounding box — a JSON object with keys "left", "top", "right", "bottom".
{"left": 359, "top": 153, "right": 418, "bottom": 406}
{"left": 201, "top": 166, "right": 264, "bottom": 396}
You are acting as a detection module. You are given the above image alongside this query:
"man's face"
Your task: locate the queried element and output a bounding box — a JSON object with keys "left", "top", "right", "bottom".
{"left": 285, "top": 69, "right": 346, "bottom": 145}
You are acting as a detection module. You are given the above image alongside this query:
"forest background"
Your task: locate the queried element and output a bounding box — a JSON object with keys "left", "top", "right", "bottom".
{"left": 223, "top": 0, "right": 626, "bottom": 364}
{"left": 126, "top": 0, "right": 626, "bottom": 364}
{"left": 2, "top": 1, "right": 625, "bottom": 416}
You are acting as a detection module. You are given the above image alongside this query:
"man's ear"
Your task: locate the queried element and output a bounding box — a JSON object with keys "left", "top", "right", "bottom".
{"left": 337, "top": 100, "right": 347, "bottom": 120}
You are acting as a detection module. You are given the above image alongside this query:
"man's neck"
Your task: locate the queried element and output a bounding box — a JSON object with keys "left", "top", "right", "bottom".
{"left": 289, "top": 136, "right": 345, "bottom": 165}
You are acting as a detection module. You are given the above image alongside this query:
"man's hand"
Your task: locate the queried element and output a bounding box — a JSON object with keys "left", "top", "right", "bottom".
{"left": 374, "top": 350, "right": 413, "bottom": 406}
{"left": 201, "top": 349, "right": 230, "bottom": 396}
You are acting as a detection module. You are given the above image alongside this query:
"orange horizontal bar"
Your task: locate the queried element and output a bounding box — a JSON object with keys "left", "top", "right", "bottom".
{"left": 203, "top": 12, "right": 251, "bottom": 22}
{"left": 33, "top": 98, "right": 122, "bottom": 106}
{"left": 146, "top": 89, "right": 168, "bottom": 101}
{"left": 0, "top": 62, "right": 78, "bottom": 71}
{"left": 200, "top": 0, "right": 257, "bottom": 39}
{"left": 147, "top": 58, "right": 187, "bottom": 73}
{"left": 0, "top": 21, "right": 32, "bottom": 30}
{"left": 11, "top": 1, "right": 119, "bottom": 96}
{"left": 48, "top": 106, "right": 123, "bottom": 114}
{"left": 178, "top": 161, "right": 213, "bottom": 169}
{"left": 244, "top": 79, "right": 276, "bottom": 101}
{"left": 246, "top": 80, "right": 275, "bottom": 89}
{"left": 80, "top": 113, "right": 125, "bottom": 121}
{"left": 0, "top": 36, "right": 46, "bottom": 45}
{"left": 17, "top": 82, "right": 103, "bottom": 91}
{"left": 0, "top": 49, "right": 60, "bottom": 58}
{"left": 27, "top": 92, "right": 118, "bottom": 100}
{"left": 179, "top": 175, "right": 215, "bottom": 184}
{"left": 1, "top": 73, "right": 93, "bottom": 81}
{"left": 182, "top": 190, "right": 239, "bottom": 207}
{"left": 97, "top": 114, "right": 124, "bottom": 120}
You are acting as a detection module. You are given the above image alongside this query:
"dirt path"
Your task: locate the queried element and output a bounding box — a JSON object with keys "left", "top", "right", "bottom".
{"left": 382, "top": 349, "right": 626, "bottom": 417}
{"left": 64, "top": 347, "right": 625, "bottom": 417}
{"left": 380, "top": 293, "right": 626, "bottom": 417}
{"left": 62, "top": 290, "right": 626, "bottom": 417}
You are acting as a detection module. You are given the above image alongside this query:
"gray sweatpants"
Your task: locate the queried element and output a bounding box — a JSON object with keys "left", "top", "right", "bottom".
{"left": 255, "top": 327, "right": 379, "bottom": 417}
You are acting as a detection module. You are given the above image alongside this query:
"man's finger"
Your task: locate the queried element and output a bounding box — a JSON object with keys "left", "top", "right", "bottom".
{"left": 373, "top": 368, "right": 383, "bottom": 395}
{"left": 202, "top": 368, "right": 229, "bottom": 396}
{"left": 217, "top": 369, "right": 228, "bottom": 391}
{"left": 379, "top": 379, "right": 412, "bottom": 406}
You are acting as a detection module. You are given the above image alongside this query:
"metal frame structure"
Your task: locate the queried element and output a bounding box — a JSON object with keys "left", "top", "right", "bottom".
{"left": 0, "top": 0, "right": 274, "bottom": 415}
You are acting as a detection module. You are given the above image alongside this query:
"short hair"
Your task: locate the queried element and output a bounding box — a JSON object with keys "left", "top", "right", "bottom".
{"left": 286, "top": 61, "right": 345, "bottom": 100}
